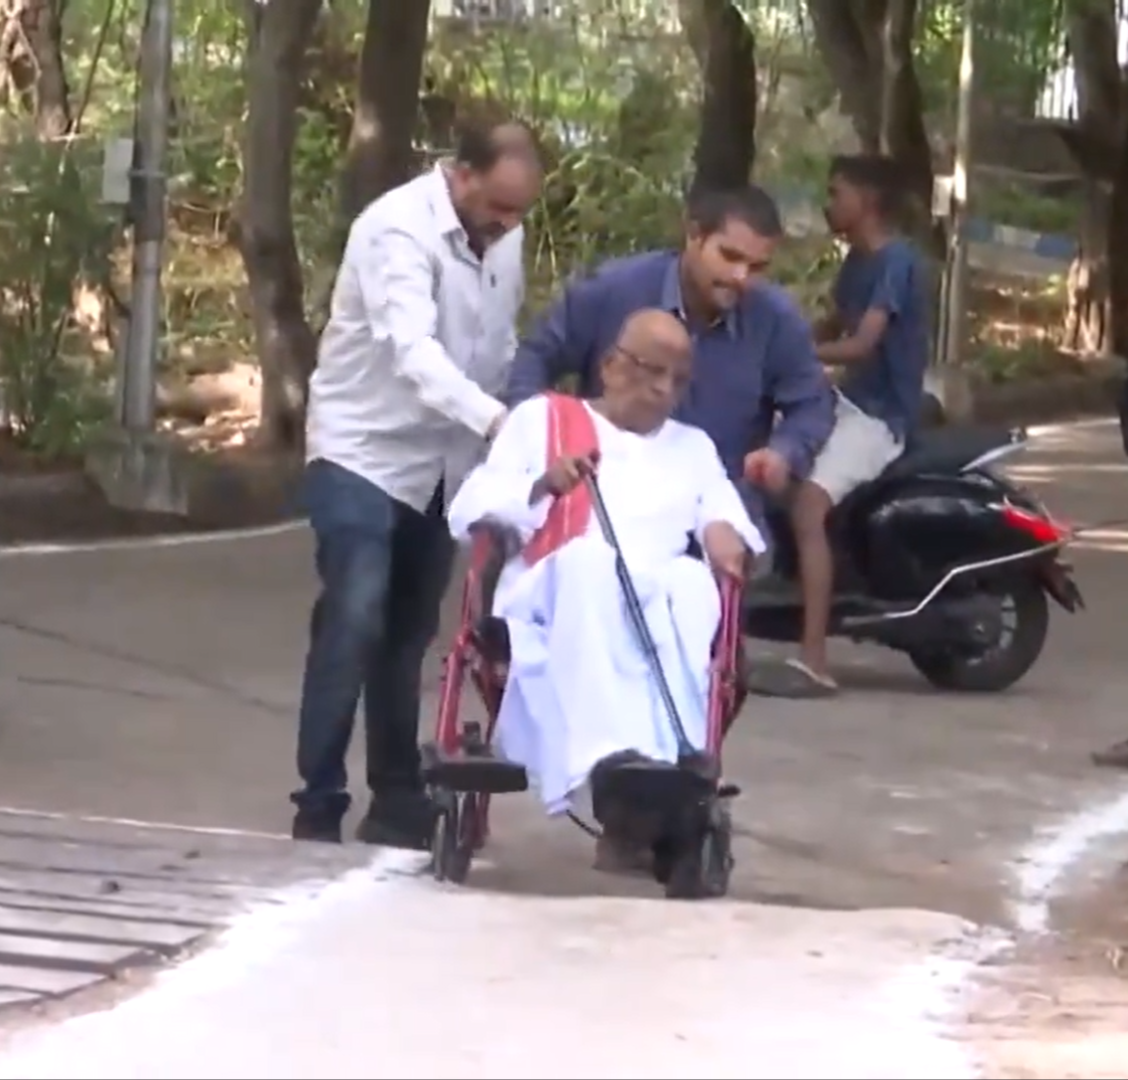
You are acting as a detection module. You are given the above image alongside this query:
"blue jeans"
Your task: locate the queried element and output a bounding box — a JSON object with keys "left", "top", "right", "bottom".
{"left": 292, "top": 460, "right": 455, "bottom": 816}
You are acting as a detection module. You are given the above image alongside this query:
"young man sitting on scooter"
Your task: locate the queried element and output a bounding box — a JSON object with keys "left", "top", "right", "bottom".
{"left": 762, "top": 154, "right": 929, "bottom": 697}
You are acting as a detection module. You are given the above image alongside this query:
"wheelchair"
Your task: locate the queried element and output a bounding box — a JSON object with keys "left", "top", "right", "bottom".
{"left": 419, "top": 522, "right": 748, "bottom": 899}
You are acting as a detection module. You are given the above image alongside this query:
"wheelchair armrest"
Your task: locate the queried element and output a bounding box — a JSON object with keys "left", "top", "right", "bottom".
{"left": 467, "top": 520, "right": 522, "bottom": 619}
{"left": 468, "top": 519, "right": 522, "bottom": 554}
{"left": 685, "top": 534, "right": 754, "bottom": 588}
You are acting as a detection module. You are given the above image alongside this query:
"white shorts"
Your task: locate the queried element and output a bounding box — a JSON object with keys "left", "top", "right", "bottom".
{"left": 807, "top": 393, "right": 902, "bottom": 505}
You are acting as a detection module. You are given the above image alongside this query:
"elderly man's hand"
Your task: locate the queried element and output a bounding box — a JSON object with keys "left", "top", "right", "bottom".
{"left": 702, "top": 521, "right": 749, "bottom": 580}
{"left": 529, "top": 451, "right": 599, "bottom": 504}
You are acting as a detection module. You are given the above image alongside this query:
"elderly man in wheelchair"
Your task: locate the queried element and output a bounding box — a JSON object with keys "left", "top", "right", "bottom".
{"left": 427, "top": 309, "right": 763, "bottom": 899}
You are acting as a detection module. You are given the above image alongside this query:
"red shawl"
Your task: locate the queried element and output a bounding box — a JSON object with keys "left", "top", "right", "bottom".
{"left": 522, "top": 393, "right": 599, "bottom": 567}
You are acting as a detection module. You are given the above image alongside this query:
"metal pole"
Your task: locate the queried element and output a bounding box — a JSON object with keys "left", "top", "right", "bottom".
{"left": 941, "top": 0, "right": 975, "bottom": 368}
{"left": 121, "top": 0, "right": 173, "bottom": 431}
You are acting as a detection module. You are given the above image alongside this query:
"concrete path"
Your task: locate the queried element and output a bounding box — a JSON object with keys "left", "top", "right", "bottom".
{"left": 0, "top": 852, "right": 978, "bottom": 1079}
{"left": 0, "top": 418, "right": 1124, "bottom": 1076}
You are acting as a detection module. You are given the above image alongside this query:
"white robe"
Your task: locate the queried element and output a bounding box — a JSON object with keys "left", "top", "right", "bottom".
{"left": 447, "top": 398, "right": 765, "bottom": 813}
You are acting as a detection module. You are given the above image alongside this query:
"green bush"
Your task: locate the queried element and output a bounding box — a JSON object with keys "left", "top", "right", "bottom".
{"left": 0, "top": 133, "right": 118, "bottom": 459}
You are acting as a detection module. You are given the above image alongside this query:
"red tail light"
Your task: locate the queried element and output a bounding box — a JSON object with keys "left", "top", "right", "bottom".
{"left": 1000, "top": 504, "right": 1069, "bottom": 545}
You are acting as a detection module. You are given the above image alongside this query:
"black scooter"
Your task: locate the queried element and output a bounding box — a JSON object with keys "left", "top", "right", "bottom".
{"left": 744, "top": 422, "right": 1083, "bottom": 692}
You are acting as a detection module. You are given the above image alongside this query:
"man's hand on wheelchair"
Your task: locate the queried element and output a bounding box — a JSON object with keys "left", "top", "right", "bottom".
{"left": 742, "top": 447, "right": 790, "bottom": 495}
{"left": 530, "top": 450, "right": 600, "bottom": 503}
{"left": 702, "top": 521, "right": 750, "bottom": 581}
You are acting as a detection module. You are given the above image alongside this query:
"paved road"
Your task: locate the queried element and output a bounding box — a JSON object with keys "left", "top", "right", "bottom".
{"left": 0, "top": 417, "right": 1124, "bottom": 1075}
{"left": 1, "top": 420, "right": 1122, "bottom": 921}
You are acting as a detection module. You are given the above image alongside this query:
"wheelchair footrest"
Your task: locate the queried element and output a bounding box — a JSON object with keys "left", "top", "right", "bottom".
{"left": 596, "top": 758, "right": 715, "bottom": 814}
{"left": 421, "top": 742, "right": 528, "bottom": 794}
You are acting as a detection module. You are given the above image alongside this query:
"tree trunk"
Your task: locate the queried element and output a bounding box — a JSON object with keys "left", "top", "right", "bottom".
{"left": 1064, "top": 181, "right": 1110, "bottom": 354}
{"left": 805, "top": 0, "right": 882, "bottom": 152}
{"left": 7, "top": 0, "right": 70, "bottom": 137}
{"left": 338, "top": 0, "right": 432, "bottom": 228}
{"left": 235, "top": 0, "right": 322, "bottom": 452}
{"left": 679, "top": 0, "right": 757, "bottom": 192}
{"left": 806, "top": 0, "right": 932, "bottom": 226}
{"left": 1107, "top": 127, "right": 1128, "bottom": 359}
{"left": 878, "top": 0, "right": 932, "bottom": 227}
{"left": 1058, "top": 0, "right": 1121, "bottom": 356}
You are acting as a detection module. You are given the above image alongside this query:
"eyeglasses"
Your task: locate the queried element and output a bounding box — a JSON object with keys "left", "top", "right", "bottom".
{"left": 613, "top": 345, "right": 691, "bottom": 392}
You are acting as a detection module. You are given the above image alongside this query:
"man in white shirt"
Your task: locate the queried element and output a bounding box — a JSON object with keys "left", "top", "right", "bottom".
{"left": 293, "top": 120, "right": 542, "bottom": 847}
{"left": 448, "top": 310, "right": 763, "bottom": 872}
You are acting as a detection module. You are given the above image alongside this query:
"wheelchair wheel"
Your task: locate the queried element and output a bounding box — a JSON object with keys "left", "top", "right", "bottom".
{"left": 664, "top": 799, "right": 734, "bottom": 900}
{"left": 430, "top": 790, "right": 473, "bottom": 885}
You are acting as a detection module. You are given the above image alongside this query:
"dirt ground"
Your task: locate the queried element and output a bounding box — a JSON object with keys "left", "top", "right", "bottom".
{"left": 0, "top": 364, "right": 299, "bottom": 545}
{"left": 969, "top": 939, "right": 1128, "bottom": 1077}
{"left": 963, "top": 838, "right": 1128, "bottom": 1078}
{"left": 0, "top": 476, "right": 295, "bottom": 544}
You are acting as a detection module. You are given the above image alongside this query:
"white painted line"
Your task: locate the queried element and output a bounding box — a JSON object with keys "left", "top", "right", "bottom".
{"left": 0, "top": 520, "right": 304, "bottom": 559}
{"left": 0, "top": 805, "right": 289, "bottom": 842}
{"left": 1026, "top": 416, "right": 1116, "bottom": 438}
{"left": 1011, "top": 784, "right": 1128, "bottom": 935}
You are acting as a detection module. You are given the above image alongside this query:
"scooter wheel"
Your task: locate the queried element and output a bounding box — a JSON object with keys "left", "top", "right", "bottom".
{"left": 909, "top": 578, "right": 1049, "bottom": 693}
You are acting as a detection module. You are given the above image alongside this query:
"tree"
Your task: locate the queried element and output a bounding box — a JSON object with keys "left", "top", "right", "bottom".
{"left": 1052, "top": 0, "right": 1122, "bottom": 355}
{"left": 338, "top": 0, "right": 432, "bottom": 227}
{"left": 3, "top": 0, "right": 71, "bottom": 137}
{"left": 233, "top": 0, "right": 323, "bottom": 452}
{"left": 679, "top": 0, "right": 757, "bottom": 191}
{"left": 1109, "top": 111, "right": 1128, "bottom": 362}
{"left": 806, "top": 0, "right": 933, "bottom": 224}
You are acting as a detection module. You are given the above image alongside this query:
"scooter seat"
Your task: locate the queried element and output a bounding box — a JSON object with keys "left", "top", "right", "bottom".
{"left": 881, "top": 425, "right": 1023, "bottom": 480}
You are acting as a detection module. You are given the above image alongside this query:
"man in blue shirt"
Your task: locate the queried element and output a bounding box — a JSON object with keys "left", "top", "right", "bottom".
{"left": 503, "top": 185, "right": 835, "bottom": 525}
{"left": 783, "top": 154, "right": 929, "bottom": 696}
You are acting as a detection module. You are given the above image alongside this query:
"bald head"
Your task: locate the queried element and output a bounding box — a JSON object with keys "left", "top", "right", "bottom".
{"left": 454, "top": 118, "right": 540, "bottom": 173}
{"left": 449, "top": 119, "right": 543, "bottom": 250}
{"left": 599, "top": 308, "right": 693, "bottom": 433}
{"left": 490, "top": 122, "right": 540, "bottom": 163}
{"left": 617, "top": 308, "right": 692, "bottom": 360}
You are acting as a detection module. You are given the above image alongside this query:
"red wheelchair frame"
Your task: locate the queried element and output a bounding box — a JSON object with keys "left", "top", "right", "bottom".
{"left": 420, "top": 522, "right": 747, "bottom": 896}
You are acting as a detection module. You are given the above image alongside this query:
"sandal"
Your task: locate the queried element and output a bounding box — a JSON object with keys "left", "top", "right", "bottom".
{"left": 746, "top": 657, "right": 839, "bottom": 699}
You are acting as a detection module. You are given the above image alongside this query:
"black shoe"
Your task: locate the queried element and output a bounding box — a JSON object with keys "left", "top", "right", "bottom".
{"left": 291, "top": 804, "right": 344, "bottom": 844}
{"left": 355, "top": 789, "right": 438, "bottom": 851}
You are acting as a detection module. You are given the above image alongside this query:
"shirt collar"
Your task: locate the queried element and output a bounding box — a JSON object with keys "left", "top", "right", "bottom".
{"left": 661, "top": 254, "right": 739, "bottom": 339}
{"left": 428, "top": 162, "right": 464, "bottom": 238}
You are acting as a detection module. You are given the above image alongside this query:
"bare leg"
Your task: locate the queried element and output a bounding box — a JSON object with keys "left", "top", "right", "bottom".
{"left": 790, "top": 480, "right": 835, "bottom": 680}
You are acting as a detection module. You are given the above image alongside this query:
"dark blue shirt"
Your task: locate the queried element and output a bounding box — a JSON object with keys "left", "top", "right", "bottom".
{"left": 834, "top": 238, "right": 929, "bottom": 440}
{"left": 504, "top": 251, "right": 835, "bottom": 488}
